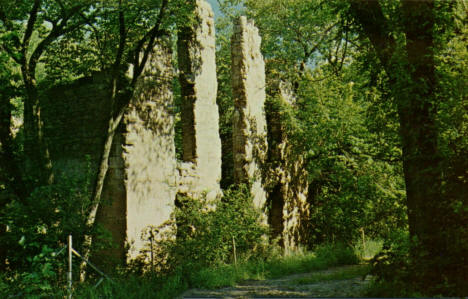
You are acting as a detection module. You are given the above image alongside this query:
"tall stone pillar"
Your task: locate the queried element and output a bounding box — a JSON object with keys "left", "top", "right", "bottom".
{"left": 177, "top": 0, "right": 222, "bottom": 200}
{"left": 96, "top": 39, "right": 178, "bottom": 262}
{"left": 122, "top": 39, "right": 178, "bottom": 259}
{"left": 43, "top": 40, "right": 178, "bottom": 266}
{"left": 266, "top": 82, "right": 309, "bottom": 252}
{"left": 231, "top": 16, "right": 268, "bottom": 210}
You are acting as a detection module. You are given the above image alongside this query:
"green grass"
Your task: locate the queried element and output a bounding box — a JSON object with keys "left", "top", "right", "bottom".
{"left": 188, "top": 242, "right": 360, "bottom": 290}
{"left": 354, "top": 239, "right": 383, "bottom": 260}
{"left": 75, "top": 273, "right": 188, "bottom": 299}
{"left": 291, "top": 264, "right": 370, "bottom": 285}
{"left": 75, "top": 243, "right": 360, "bottom": 298}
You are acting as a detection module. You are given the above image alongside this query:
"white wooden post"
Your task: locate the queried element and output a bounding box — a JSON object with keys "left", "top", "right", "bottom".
{"left": 232, "top": 236, "right": 237, "bottom": 267}
{"left": 68, "top": 235, "right": 72, "bottom": 299}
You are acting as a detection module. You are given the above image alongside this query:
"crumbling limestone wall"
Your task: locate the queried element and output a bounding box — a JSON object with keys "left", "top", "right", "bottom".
{"left": 177, "top": 0, "right": 222, "bottom": 200}
{"left": 42, "top": 4, "right": 309, "bottom": 263}
{"left": 231, "top": 16, "right": 268, "bottom": 210}
{"left": 122, "top": 40, "right": 177, "bottom": 259}
{"left": 42, "top": 73, "right": 111, "bottom": 184}
{"left": 42, "top": 73, "right": 127, "bottom": 264}
{"left": 43, "top": 40, "right": 177, "bottom": 264}
{"left": 266, "top": 82, "right": 309, "bottom": 251}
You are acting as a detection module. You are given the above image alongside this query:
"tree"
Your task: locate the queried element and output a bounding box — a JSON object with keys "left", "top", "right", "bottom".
{"left": 0, "top": 0, "right": 195, "bottom": 278}
{"left": 218, "top": 0, "right": 407, "bottom": 245}
{"left": 349, "top": 0, "right": 467, "bottom": 293}
{"left": 0, "top": 0, "right": 98, "bottom": 189}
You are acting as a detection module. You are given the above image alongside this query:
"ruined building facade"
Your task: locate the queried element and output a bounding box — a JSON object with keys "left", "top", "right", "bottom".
{"left": 42, "top": 0, "right": 309, "bottom": 263}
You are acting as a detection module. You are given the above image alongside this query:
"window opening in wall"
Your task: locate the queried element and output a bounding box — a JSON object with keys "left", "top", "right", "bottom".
{"left": 172, "top": 76, "right": 183, "bottom": 161}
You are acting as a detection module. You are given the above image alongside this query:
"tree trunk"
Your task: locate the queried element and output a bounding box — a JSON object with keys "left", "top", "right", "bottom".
{"left": 23, "top": 76, "right": 54, "bottom": 187}
{"left": 398, "top": 0, "right": 442, "bottom": 255}
{"left": 350, "top": 0, "right": 450, "bottom": 289}
{"left": 79, "top": 75, "right": 128, "bottom": 281}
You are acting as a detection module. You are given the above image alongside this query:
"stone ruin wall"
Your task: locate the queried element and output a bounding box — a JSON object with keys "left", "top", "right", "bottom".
{"left": 121, "top": 40, "right": 178, "bottom": 259}
{"left": 231, "top": 17, "right": 268, "bottom": 213}
{"left": 43, "top": 40, "right": 178, "bottom": 264}
{"left": 42, "top": 0, "right": 223, "bottom": 264}
{"left": 231, "top": 17, "right": 309, "bottom": 251}
{"left": 266, "top": 82, "right": 310, "bottom": 252}
{"left": 42, "top": 0, "right": 310, "bottom": 264}
{"left": 177, "top": 0, "right": 222, "bottom": 201}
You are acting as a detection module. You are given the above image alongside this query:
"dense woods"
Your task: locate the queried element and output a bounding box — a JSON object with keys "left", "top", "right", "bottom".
{"left": 1, "top": 0, "right": 467, "bottom": 297}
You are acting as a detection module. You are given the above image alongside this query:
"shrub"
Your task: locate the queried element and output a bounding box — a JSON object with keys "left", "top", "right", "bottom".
{"left": 0, "top": 170, "right": 94, "bottom": 296}
{"left": 133, "top": 184, "right": 272, "bottom": 277}
{"left": 314, "top": 242, "right": 360, "bottom": 265}
{"left": 367, "top": 229, "right": 466, "bottom": 297}
{"left": 365, "top": 230, "right": 419, "bottom": 297}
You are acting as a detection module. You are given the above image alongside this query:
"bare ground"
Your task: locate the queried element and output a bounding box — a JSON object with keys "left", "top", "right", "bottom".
{"left": 181, "top": 264, "right": 372, "bottom": 298}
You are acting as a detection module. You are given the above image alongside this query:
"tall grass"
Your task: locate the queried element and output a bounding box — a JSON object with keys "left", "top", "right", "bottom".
{"left": 75, "top": 243, "right": 360, "bottom": 298}
{"left": 354, "top": 239, "right": 383, "bottom": 260}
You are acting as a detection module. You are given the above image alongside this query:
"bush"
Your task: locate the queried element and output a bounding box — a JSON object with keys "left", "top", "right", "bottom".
{"left": 365, "top": 230, "right": 420, "bottom": 297}
{"left": 132, "top": 184, "right": 272, "bottom": 277}
{"left": 0, "top": 170, "right": 93, "bottom": 296}
{"left": 367, "top": 229, "right": 467, "bottom": 297}
{"left": 314, "top": 243, "right": 360, "bottom": 266}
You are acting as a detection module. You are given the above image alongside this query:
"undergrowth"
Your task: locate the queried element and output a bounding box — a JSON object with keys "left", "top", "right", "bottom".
{"left": 74, "top": 185, "right": 360, "bottom": 298}
{"left": 291, "top": 264, "right": 370, "bottom": 285}
{"left": 1, "top": 184, "right": 362, "bottom": 298}
{"left": 75, "top": 243, "right": 360, "bottom": 299}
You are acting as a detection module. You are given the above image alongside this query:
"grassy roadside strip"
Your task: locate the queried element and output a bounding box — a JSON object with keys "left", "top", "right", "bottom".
{"left": 189, "top": 243, "right": 361, "bottom": 289}
{"left": 75, "top": 243, "right": 362, "bottom": 298}
{"left": 291, "top": 264, "right": 370, "bottom": 285}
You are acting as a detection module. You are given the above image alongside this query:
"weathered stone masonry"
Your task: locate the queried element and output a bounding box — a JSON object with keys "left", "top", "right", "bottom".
{"left": 177, "top": 0, "right": 222, "bottom": 200}
{"left": 231, "top": 17, "right": 268, "bottom": 212}
{"left": 266, "top": 82, "right": 310, "bottom": 251}
{"left": 121, "top": 41, "right": 178, "bottom": 259}
{"left": 43, "top": 0, "right": 310, "bottom": 264}
{"left": 43, "top": 0, "right": 223, "bottom": 263}
{"left": 43, "top": 40, "right": 178, "bottom": 263}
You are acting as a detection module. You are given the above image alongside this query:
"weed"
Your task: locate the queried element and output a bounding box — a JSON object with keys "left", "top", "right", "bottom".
{"left": 291, "top": 264, "right": 370, "bottom": 285}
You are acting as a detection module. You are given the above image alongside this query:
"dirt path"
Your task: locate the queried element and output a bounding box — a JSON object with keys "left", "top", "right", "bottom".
{"left": 181, "top": 264, "right": 372, "bottom": 298}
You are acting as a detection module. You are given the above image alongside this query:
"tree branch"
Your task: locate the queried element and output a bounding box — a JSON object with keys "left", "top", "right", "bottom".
{"left": 131, "top": 0, "right": 168, "bottom": 82}
{"left": 28, "top": 3, "right": 89, "bottom": 74}
{"left": 23, "top": 0, "right": 42, "bottom": 52}
{"left": 349, "top": 0, "right": 397, "bottom": 78}
{"left": 113, "top": 0, "right": 127, "bottom": 71}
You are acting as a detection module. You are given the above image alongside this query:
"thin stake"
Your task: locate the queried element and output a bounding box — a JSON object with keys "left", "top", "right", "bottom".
{"left": 150, "top": 235, "right": 154, "bottom": 273}
{"left": 68, "top": 235, "right": 72, "bottom": 299}
{"left": 72, "top": 248, "right": 114, "bottom": 283}
{"left": 361, "top": 228, "right": 367, "bottom": 257}
{"left": 232, "top": 236, "right": 237, "bottom": 267}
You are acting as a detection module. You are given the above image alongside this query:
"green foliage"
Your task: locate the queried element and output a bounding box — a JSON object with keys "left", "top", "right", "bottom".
{"left": 365, "top": 230, "right": 420, "bottom": 297}
{"left": 76, "top": 243, "right": 360, "bottom": 298}
{"left": 1, "top": 172, "right": 92, "bottom": 266}
{"left": 292, "top": 264, "right": 369, "bottom": 285}
{"left": 0, "top": 170, "right": 93, "bottom": 296}
{"left": 132, "top": 185, "right": 271, "bottom": 277}
{"left": 215, "top": 16, "right": 236, "bottom": 188}
{"left": 0, "top": 0, "right": 466, "bottom": 296}
{"left": 354, "top": 239, "right": 383, "bottom": 260}
{"left": 293, "top": 67, "right": 406, "bottom": 245}
{"left": 216, "top": 0, "right": 407, "bottom": 248}
{"left": 367, "top": 229, "right": 466, "bottom": 297}
{"left": 1, "top": 245, "right": 64, "bottom": 297}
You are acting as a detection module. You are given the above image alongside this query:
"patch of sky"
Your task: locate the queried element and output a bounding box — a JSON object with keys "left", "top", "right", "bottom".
{"left": 206, "top": 0, "right": 244, "bottom": 20}
{"left": 207, "top": 0, "right": 223, "bottom": 19}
